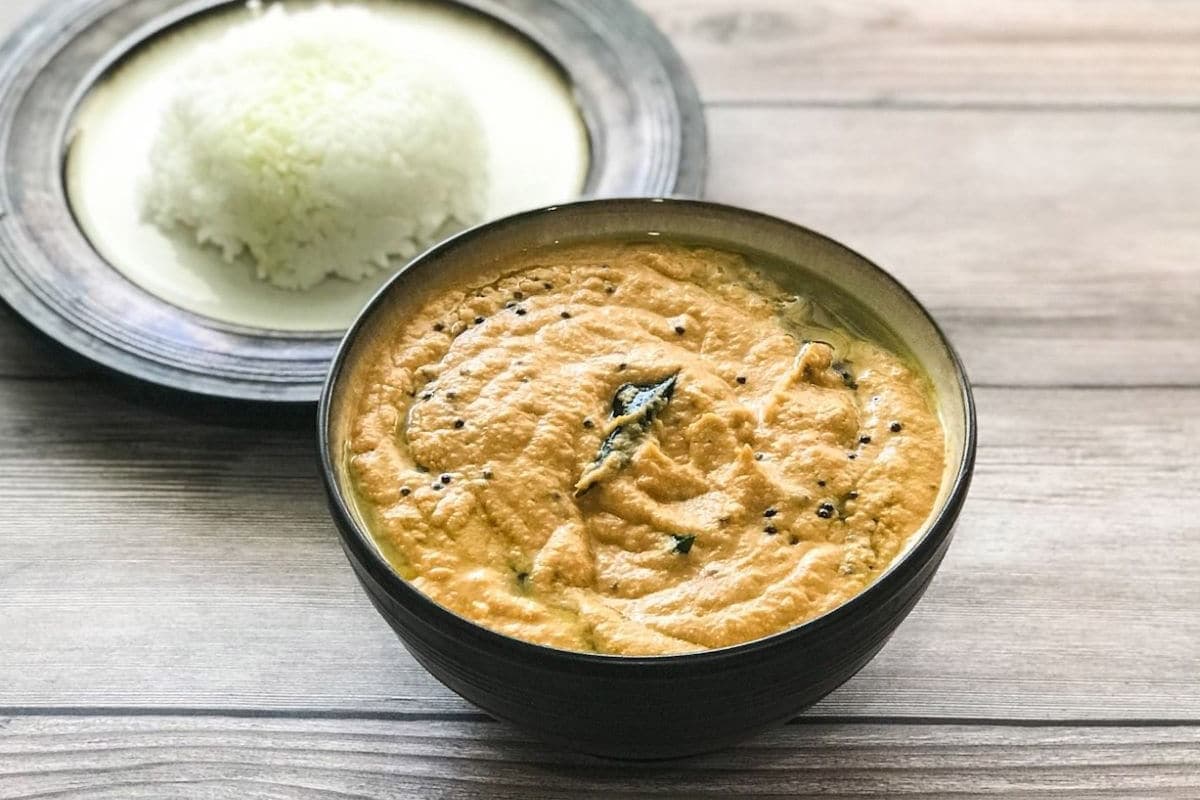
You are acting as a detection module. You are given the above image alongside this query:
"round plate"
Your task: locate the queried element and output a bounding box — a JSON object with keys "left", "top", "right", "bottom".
{"left": 0, "top": 0, "right": 706, "bottom": 402}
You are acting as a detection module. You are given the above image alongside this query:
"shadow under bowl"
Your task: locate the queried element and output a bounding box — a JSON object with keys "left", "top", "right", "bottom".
{"left": 318, "top": 198, "right": 977, "bottom": 760}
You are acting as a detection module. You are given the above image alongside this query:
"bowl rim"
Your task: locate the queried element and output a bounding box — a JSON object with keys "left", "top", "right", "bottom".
{"left": 317, "top": 196, "right": 978, "bottom": 668}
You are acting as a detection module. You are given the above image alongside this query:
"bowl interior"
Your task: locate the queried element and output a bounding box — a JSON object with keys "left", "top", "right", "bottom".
{"left": 324, "top": 198, "right": 973, "bottom": 642}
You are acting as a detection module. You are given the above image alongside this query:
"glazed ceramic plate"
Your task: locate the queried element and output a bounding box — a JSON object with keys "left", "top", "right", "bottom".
{"left": 0, "top": 0, "right": 705, "bottom": 402}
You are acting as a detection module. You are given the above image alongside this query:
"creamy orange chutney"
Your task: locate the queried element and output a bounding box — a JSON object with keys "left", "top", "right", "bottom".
{"left": 343, "top": 242, "right": 945, "bottom": 655}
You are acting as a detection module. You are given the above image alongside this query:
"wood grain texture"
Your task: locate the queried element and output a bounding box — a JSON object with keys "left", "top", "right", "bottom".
{"left": 7, "top": 104, "right": 1200, "bottom": 387}
{"left": 2, "top": 379, "right": 1197, "bottom": 720}
{"left": 2, "top": 715, "right": 1198, "bottom": 799}
{"left": 705, "top": 105, "right": 1200, "bottom": 388}
{"left": 639, "top": 0, "right": 1200, "bottom": 107}
{"left": 10, "top": 0, "right": 1200, "bottom": 109}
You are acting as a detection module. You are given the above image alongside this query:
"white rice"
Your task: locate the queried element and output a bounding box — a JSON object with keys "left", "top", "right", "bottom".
{"left": 142, "top": 3, "right": 489, "bottom": 290}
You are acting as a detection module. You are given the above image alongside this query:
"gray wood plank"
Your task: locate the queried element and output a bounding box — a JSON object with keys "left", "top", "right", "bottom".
{"left": 5, "top": 104, "right": 1200, "bottom": 386}
{"left": 640, "top": 0, "right": 1200, "bottom": 107}
{"left": 1, "top": 715, "right": 1198, "bottom": 799}
{"left": 1, "top": 379, "right": 1198, "bottom": 720}
{"left": 8, "top": 0, "right": 1200, "bottom": 108}
{"left": 704, "top": 105, "right": 1200, "bottom": 388}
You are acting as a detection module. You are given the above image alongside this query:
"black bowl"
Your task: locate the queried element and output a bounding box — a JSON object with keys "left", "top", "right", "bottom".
{"left": 318, "top": 198, "right": 977, "bottom": 759}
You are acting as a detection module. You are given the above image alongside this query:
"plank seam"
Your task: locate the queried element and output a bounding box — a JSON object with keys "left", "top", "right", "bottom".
{"left": 704, "top": 99, "right": 1200, "bottom": 114}
{"left": 971, "top": 383, "right": 1200, "bottom": 391}
{"left": 1, "top": 708, "right": 1198, "bottom": 728}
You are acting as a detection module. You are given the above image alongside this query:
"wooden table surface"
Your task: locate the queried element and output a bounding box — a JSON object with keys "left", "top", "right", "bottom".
{"left": 3, "top": 1, "right": 1199, "bottom": 797}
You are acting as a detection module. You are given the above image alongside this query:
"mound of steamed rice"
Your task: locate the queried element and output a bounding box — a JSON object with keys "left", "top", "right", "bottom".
{"left": 142, "top": 4, "right": 489, "bottom": 290}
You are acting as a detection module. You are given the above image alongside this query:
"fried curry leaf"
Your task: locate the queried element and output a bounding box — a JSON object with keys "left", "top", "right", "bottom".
{"left": 574, "top": 373, "right": 679, "bottom": 496}
{"left": 611, "top": 374, "right": 678, "bottom": 416}
{"left": 670, "top": 533, "right": 696, "bottom": 555}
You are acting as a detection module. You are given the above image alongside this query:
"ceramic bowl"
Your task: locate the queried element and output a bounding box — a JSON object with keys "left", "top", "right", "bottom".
{"left": 318, "top": 198, "right": 976, "bottom": 759}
